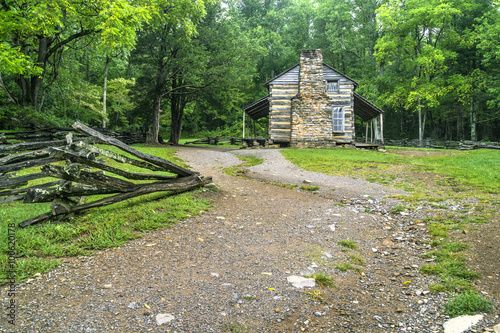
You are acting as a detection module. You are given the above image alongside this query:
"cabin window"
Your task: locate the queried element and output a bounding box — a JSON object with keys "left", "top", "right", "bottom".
{"left": 332, "top": 107, "right": 344, "bottom": 133}
{"left": 325, "top": 80, "right": 339, "bottom": 92}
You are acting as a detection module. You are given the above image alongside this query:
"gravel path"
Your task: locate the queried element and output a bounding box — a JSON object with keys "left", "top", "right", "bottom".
{"left": 1, "top": 146, "right": 498, "bottom": 333}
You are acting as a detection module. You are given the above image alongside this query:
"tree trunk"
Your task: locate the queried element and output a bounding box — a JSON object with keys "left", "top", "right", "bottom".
{"left": 470, "top": 97, "right": 476, "bottom": 141}
{"left": 457, "top": 104, "right": 464, "bottom": 140}
{"left": 169, "top": 79, "right": 186, "bottom": 145}
{"left": 418, "top": 98, "right": 423, "bottom": 144}
{"left": 147, "top": 93, "right": 161, "bottom": 144}
{"left": 30, "top": 37, "right": 49, "bottom": 110}
{"left": 102, "top": 55, "right": 110, "bottom": 129}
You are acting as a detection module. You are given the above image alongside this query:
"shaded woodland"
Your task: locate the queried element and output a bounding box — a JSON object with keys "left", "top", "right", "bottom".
{"left": 1, "top": 0, "right": 499, "bottom": 143}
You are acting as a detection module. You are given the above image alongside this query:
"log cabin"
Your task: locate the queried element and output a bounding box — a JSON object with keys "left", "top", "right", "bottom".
{"left": 243, "top": 49, "right": 384, "bottom": 148}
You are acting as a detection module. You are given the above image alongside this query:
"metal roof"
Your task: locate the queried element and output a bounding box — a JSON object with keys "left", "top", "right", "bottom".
{"left": 353, "top": 92, "right": 384, "bottom": 122}
{"left": 242, "top": 94, "right": 270, "bottom": 120}
{"left": 265, "top": 63, "right": 359, "bottom": 87}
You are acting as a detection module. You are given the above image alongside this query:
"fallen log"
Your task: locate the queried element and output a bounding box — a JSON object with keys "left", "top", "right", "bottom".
{"left": 19, "top": 175, "right": 212, "bottom": 227}
{"left": 73, "top": 122, "right": 193, "bottom": 176}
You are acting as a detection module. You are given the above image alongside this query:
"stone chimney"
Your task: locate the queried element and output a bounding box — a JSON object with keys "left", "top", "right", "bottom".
{"left": 291, "top": 49, "right": 335, "bottom": 148}
{"left": 298, "top": 49, "right": 327, "bottom": 97}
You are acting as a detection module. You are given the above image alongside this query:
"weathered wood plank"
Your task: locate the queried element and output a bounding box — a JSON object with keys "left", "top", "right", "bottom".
{"left": 0, "top": 157, "right": 59, "bottom": 174}
{"left": 41, "top": 164, "right": 136, "bottom": 192}
{"left": 0, "top": 149, "right": 50, "bottom": 166}
{"left": 0, "top": 173, "right": 48, "bottom": 190}
{"left": 0, "top": 180, "right": 64, "bottom": 198}
{"left": 0, "top": 138, "right": 84, "bottom": 154}
{"left": 24, "top": 183, "right": 117, "bottom": 203}
{"left": 72, "top": 142, "right": 164, "bottom": 172}
{"left": 72, "top": 122, "right": 193, "bottom": 176}
{"left": 49, "top": 148, "right": 176, "bottom": 181}
{"left": 19, "top": 175, "right": 212, "bottom": 227}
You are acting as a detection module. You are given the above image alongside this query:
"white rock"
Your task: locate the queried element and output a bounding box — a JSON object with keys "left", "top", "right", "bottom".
{"left": 210, "top": 273, "right": 219, "bottom": 278}
{"left": 329, "top": 224, "right": 336, "bottom": 232}
{"left": 156, "top": 313, "right": 175, "bottom": 325}
{"left": 287, "top": 275, "right": 316, "bottom": 288}
{"left": 493, "top": 323, "right": 500, "bottom": 333}
{"left": 103, "top": 284, "right": 112, "bottom": 289}
{"left": 371, "top": 248, "right": 378, "bottom": 253}
{"left": 443, "top": 314, "right": 483, "bottom": 333}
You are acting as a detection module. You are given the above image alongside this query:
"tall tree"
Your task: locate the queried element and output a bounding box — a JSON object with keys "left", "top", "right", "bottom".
{"left": 375, "top": 0, "right": 463, "bottom": 142}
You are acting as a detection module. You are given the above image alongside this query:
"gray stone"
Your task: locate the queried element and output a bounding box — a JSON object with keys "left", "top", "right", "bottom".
{"left": 443, "top": 314, "right": 483, "bottom": 333}
{"left": 127, "top": 302, "right": 138, "bottom": 309}
{"left": 287, "top": 275, "right": 316, "bottom": 288}
{"left": 156, "top": 313, "right": 175, "bottom": 325}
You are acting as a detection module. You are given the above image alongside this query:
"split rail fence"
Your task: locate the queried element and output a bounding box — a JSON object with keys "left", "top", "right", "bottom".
{"left": 0, "top": 122, "right": 211, "bottom": 227}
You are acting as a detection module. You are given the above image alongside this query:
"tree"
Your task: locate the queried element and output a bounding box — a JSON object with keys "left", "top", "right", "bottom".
{"left": 0, "top": 0, "right": 150, "bottom": 110}
{"left": 375, "top": 0, "right": 463, "bottom": 142}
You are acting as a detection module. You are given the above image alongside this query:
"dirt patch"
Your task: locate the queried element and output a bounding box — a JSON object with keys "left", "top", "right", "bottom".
{"left": 387, "top": 148, "right": 458, "bottom": 157}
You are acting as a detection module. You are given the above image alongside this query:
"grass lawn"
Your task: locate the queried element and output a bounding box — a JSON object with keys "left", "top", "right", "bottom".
{"left": 0, "top": 145, "right": 212, "bottom": 283}
{"left": 281, "top": 147, "right": 500, "bottom": 194}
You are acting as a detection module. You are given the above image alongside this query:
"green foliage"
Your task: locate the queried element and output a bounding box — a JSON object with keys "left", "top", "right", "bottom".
{"left": 444, "top": 292, "right": 493, "bottom": 317}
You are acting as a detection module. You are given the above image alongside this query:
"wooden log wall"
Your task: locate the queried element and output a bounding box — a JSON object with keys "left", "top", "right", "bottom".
{"left": 0, "top": 122, "right": 211, "bottom": 227}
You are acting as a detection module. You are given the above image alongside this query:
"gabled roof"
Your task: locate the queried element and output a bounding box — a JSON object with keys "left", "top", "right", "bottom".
{"left": 265, "top": 63, "right": 359, "bottom": 87}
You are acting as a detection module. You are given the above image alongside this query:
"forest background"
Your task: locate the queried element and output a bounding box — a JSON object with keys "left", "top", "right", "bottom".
{"left": 1, "top": 0, "right": 499, "bottom": 144}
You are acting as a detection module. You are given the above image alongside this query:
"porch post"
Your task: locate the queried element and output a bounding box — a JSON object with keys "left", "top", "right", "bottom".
{"left": 380, "top": 114, "right": 384, "bottom": 144}
{"left": 243, "top": 109, "right": 245, "bottom": 138}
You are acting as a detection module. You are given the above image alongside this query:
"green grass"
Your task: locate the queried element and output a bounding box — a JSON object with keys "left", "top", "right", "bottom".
{"left": 235, "top": 154, "right": 264, "bottom": 167}
{"left": 349, "top": 254, "right": 366, "bottom": 266}
{"left": 223, "top": 154, "right": 264, "bottom": 177}
{"left": 0, "top": 145, "right": 212, "bottom": 283}
{"left": 444, "top": 291, "right": 493, "bottom": 316}
{"left": 334, "top": 262, "right": 363, "bottom": 273}
{"left": 299, "top": 185, "right": 320, "bottom": 191}
{"left": 303, "top": 288, "right": 324, "bottom": 302}
{"left": 281, "top": 147, "right": 500, "bottom": 194}
{"left": 338, "top": 239, "right": 358, "bottom": 251}
{"left": 306, "top": 272, "right": 336, "bottom": 288}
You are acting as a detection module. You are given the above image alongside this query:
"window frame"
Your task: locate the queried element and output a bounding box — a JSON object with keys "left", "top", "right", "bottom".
{"left": 325, "top": 80, "right": 339, "bottom": 92}
{"left": 332, "top": 106, "right": 345, "bottom": 133}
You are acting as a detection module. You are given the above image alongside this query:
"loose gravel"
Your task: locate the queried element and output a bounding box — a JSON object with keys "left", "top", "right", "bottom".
{"left": 1, "top": 146, "right": 498, "bottom": 333}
